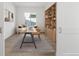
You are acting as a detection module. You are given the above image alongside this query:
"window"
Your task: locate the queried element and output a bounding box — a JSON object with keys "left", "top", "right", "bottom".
{"left": 24, "top": 12, "right": 36, "bottom": 27}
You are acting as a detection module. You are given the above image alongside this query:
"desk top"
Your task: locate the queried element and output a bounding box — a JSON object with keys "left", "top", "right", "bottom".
{"left": 27, "top": 27, "right": 37, "bottom": 33}
{"left": 20, "top": 27, "right": 39, "bottom": 34}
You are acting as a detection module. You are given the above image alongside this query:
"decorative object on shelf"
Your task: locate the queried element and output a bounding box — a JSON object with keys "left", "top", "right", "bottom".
{"left": 45, "top": 3, "right": 56, "bottom": 29}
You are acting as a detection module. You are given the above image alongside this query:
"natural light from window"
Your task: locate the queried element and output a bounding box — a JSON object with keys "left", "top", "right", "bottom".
{"left": 24, "top": 12, "right": 36, "bottom": 27}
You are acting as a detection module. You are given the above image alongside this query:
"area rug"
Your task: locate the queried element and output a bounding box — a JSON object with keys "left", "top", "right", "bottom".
{"left": 12, "top": 35, "right": 55, "bottom": 52}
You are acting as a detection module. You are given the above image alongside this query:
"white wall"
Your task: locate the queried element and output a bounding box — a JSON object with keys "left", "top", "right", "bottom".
{"left": 16, "top": 7, "right": 45, "bottom": 31}
{"left": 44, "top": 2, "right": 55, "bottom": 11}
{"left": 0, "top": 2, "right": 4, "bottom": 56}
{"left": 16, "top": 2, "right": 55, "bottom": 32}
{"left": 3, "top": 2, "right": 16, "bottom": 39}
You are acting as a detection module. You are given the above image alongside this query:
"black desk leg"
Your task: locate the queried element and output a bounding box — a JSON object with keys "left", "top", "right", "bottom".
{"left": 31, "top": 33, "right": 37, "bottom": 48}
{"left": 20, "top": 33, "right": 26, "bottom": 48}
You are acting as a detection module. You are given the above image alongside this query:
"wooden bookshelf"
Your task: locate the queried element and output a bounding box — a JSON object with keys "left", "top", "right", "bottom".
{"left": 45, "top": 3, "right": 56, "bottom": 46}
{"left": 45, "top": 3, "right": 56, "bottom": 29}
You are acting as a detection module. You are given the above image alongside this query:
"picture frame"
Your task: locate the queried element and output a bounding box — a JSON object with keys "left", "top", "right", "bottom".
{"left": 5, "top": 9, "right": 14, "bottom": 22}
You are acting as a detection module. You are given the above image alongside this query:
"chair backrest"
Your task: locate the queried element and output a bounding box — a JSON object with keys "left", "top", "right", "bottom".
{"left": 36, "top": 28, "right": 40, "bottom": 32}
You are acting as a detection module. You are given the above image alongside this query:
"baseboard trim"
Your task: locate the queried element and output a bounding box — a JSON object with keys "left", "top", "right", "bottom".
{"left": 5, "top": 32, "right": 16, "bottom": 40}
{"left": 63, "top": 53, "right": 79, "bottom": 56}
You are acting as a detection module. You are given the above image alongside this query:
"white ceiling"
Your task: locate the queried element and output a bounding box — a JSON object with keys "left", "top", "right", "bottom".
{"left": 13, "top": 2, "right": 53, "bottom": 8}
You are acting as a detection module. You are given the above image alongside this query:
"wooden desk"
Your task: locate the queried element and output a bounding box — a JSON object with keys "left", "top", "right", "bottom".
{"left": 26, "top": 27, "right": 37, "bottom": 33}
{"left": 27, "top": 27, "right": 40, "bottom": 36}
{"left": 20, "top": 27, "right": 40, "bottom": 49}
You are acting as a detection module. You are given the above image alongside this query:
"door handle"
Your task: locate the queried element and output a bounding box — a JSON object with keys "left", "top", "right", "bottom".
{"left": 59, "top": 27, "right": 62, "bottom": 33}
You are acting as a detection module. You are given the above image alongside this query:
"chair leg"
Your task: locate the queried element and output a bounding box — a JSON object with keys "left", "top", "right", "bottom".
{"left": 31, "top": 34, "right": 37, "bottom": 48}
{"left": 38, "top": 34, "right": 41, "bottom": 40}
{"left": 20, "top": 33, "right": 26, "bottom": 48}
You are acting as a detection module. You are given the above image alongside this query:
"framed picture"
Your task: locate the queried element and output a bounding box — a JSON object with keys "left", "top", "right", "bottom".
{"left": 5, "top": 9, "right": 14, "bottom": 22}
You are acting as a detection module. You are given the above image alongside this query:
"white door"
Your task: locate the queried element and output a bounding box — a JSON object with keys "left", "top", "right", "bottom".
{"left": 56, "top": 2, "right": 79, "bottom": 56}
